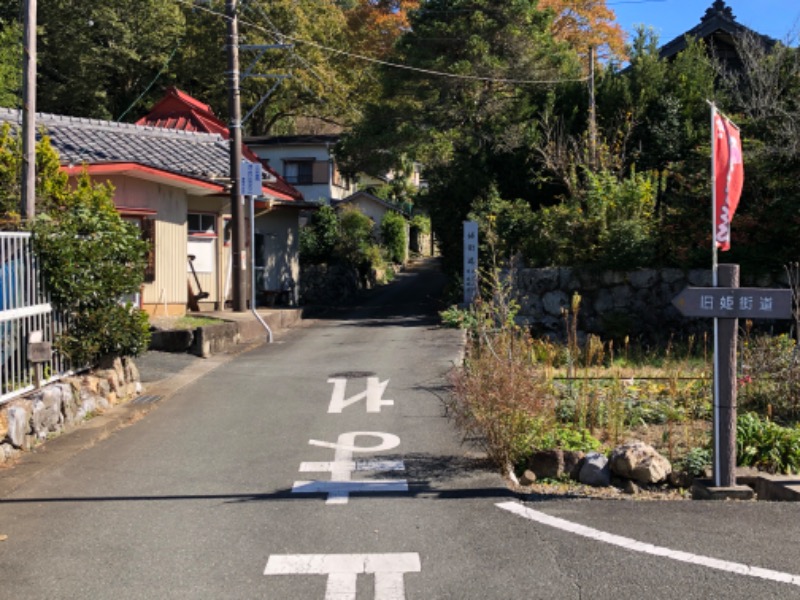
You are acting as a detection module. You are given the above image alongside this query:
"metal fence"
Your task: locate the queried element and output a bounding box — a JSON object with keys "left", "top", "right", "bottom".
{"left": 0, "top": 231, "right": 72, "bottom": 404}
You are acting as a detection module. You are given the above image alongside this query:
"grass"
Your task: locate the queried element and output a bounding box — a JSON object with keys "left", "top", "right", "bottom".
{"left": 150, "top": 315, "right": 224, "bottom": 330}
{"left": 450, "top": 304, "right": 800, "bottom": 475}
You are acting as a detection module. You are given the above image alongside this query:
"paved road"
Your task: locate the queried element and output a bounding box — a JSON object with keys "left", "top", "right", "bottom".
{"left": 3, "top": 258, "right": 800, "bottom": 599}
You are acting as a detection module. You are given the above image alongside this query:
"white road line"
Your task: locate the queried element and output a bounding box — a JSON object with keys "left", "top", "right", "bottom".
{"left": 497, "top": 501, "right": 800, "bottom": 587}
{"left": 265, "top": 553, "right": 421, "bottom": 600}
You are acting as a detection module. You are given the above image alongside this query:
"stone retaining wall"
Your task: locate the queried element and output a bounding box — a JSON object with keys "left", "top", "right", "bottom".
{"left": 513, "top": 267, "right": 788, "bottom": 342}
{"left": 0, "top": 357, "right": 141, "bottom": 465}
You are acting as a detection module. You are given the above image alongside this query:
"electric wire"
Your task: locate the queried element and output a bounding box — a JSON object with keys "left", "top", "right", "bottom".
{"left": 173, "top": 0, "right": 589, "bottom": 85}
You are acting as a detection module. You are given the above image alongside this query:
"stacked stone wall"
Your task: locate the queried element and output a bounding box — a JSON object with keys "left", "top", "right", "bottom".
{"left": 513, "top": 267, "right": 788, "bottom": 342}
{"left": 0, "top": 357, "right": 141, "bottom": 465}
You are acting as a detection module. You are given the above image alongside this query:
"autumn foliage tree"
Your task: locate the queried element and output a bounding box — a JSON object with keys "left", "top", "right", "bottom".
{"left": 537, "top": 0, "right": 627, "bottom": 62}
{"left": 343, "top": 0, "right": 420, "bottom": 59}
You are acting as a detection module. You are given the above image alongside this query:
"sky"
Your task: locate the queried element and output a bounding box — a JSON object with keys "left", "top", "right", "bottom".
{"left": 609, "top": 0, "right": 800, "bottom": 46}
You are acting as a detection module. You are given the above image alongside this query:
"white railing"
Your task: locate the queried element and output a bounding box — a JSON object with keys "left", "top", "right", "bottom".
{"left": 0, "top": 232, "right": 72, "bottom": 404}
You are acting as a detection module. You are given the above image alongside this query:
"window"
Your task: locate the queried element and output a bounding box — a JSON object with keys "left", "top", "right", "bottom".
{"left": 188, "top": 213, "right": 217, "bottom": 235}
{"left": 121, "top": 213, "right": 156, "bottom": 283}
{"left": 284, "top": 160, "right": 314, "bottom": 184}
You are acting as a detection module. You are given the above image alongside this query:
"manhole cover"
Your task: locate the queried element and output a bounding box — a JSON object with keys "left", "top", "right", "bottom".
{"left": 327, "top": 371, "right": 377, "bottom": 379}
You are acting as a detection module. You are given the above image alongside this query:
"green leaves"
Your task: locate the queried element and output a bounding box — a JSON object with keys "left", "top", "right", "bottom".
{"left": 31, "top": 171, "right": 150, "bottom": 366}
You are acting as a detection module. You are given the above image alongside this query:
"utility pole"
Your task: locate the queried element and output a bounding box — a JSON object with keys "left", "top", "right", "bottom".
{"left": 588, "top": 45, "right": 597, "bottom": 170}
{"left": 21, "top": 0, "right": 36, "bottom": 221}
{"left": 226, "top": 0, "right": 247, "bottom": 311}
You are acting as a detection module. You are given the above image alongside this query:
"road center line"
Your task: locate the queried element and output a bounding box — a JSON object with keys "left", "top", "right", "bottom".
{"left": 497, "top": 501, "right": 800, "bottom": 587}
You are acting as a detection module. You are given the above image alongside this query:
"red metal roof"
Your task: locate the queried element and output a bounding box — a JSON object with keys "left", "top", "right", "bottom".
{"left": 138, "top": 87, "right": 304, "bottom": 202}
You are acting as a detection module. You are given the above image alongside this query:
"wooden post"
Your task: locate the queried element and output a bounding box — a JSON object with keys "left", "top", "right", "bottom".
{"left": 715, "top": 263, "right": 739, "bottom": 487}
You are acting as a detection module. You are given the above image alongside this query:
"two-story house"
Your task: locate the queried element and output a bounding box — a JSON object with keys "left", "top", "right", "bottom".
{"left": 244, "top": 135, "right": 356, "bottom": 205}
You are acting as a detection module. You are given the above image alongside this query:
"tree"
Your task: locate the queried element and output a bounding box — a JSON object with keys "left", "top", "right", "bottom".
{"left": 343, "top": 0, "right": 420, "bottom": 59}
{"left": 0, "top": 20, "right": 20, "bottom": 108}
{"left": 537, "top": 0, "right": 627, "bottom": 62}
{"left": 32, "top": 173, "right": 151, "bottom": 365}
{"left": 37, "top": 0, "right": 185, "bottom": 120}
{"left": 339, "top": 0, "right": 582, "bottom": 273}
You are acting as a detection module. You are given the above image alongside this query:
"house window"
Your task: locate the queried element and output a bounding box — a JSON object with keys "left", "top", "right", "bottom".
{"left": 188, "top": 212, "right": 217, "bottom": 235}
{"left": 120, "top": 212, "right": 156, "bottom": 284}
{"left": 284, "top": 160, "right": 314, "bottom": 184}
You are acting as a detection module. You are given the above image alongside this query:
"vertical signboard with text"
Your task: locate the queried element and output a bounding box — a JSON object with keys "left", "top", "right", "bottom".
{"left": 463, "top": 221, "right": 478, "bottom": 305}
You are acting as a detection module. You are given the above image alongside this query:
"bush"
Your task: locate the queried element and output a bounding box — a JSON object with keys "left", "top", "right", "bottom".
{"left": 337, "top": 206, "right": 375, "bottom": 265}
{"left": 381, "top": 210, "right": 407, "bottom": 264}
{"left": 32, "top": 173, "right": 150, "bottom": 365}
{"left": 299, "top": 205, "right": 338, "bottom": 265}
{"left": 737, "top": 412, "right": 800, "bottom": 474}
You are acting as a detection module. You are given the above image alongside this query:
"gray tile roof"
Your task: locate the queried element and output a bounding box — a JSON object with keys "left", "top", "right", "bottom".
{"left": 0, "top": 108, "right": 232, "bottom": 182}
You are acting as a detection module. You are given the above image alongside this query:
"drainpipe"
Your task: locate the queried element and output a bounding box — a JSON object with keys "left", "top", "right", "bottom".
{"left": 249, "top": 195, "right": 273, "bottom": 343}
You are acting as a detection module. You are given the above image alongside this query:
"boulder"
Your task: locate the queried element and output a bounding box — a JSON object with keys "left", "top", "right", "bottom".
{"left": 528, "top": 449, "right": 565, "bottom": 479}
{"left": 579, "top": 452, "right": 611, "bottom": 487}
{"left": 610, "top": 441, "right": 672, "bottom": 484}
{"left": 563, "top": 450, "right": 586, "bottom": 481}
{"left": 6, "top": 404, "right": 31, "bottom": 448}
{"left": 32, "top": 387, "right": 64, "bottom": 438}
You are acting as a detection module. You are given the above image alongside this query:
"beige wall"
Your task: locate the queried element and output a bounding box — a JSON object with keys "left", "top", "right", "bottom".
{"left": 84, "top": 175, "right": 230, "bottom": 316}
{"left": 255, "top": 208, "right": 300, "bottom": 305}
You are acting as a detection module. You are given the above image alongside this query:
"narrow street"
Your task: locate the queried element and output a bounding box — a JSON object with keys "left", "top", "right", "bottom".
{"left": 3, "top": 259, "right": 800, "bottom": 599}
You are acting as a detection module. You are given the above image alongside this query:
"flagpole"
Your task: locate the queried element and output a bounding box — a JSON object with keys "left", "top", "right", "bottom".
{"left": 709, "top": 100, "right": 721, "bottom": 487}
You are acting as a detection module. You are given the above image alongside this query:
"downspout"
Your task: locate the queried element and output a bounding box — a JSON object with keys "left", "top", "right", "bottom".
{"left": 249, "top": 194, "right": 273, "bottom": 343}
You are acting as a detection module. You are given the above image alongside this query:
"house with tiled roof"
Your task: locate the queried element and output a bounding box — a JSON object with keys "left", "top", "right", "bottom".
{"left": 659, "top": 1, "right": 776, "bottom": 69}
{"left": 135, "top": 87, "right": 310, "bottom": 308}
{"left": 244, "top": 134, "right": 357, "bottom": 205}
{"left": 0, "top": 106, "right": 306, "bottom": 315}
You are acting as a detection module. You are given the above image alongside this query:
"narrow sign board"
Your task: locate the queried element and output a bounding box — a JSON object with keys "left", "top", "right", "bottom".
{"left": 463, "top": 221, "right": 478, "bottom": 304}
{"left": 240, "top": 160, "right": 263, "bottom": 197}
{"left": 672, "top": 287, "right": 792, "bottom": 319}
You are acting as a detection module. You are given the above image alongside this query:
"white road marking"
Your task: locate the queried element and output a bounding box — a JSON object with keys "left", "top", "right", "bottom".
{"left": 328, "top": 377, "right": 394, "bottom": 413}
{"left": 293, "top": 432, "right": 408, "bottom": 504}
{"left": 497, "top": 501, "right": 800, "bottom": 587}
{"left": 265, "top": 553, "right": 421, "bottom": 600}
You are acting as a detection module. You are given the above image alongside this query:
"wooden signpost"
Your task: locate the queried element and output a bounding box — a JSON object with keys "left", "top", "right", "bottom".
{"left": 672, "top": 264, "right": 793, "bottom": 492}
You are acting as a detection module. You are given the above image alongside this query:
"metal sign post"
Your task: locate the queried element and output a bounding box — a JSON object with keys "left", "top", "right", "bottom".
{"left": 672, "top": 264, "right": 792, "bottom": 489}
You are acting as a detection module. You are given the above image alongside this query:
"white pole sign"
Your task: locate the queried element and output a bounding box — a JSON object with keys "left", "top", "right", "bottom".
{"left": 463, "top": 220, "right": 478, "bottom": 304}
{"left": 240, "top": 160, "right": 262, "bottom": 197}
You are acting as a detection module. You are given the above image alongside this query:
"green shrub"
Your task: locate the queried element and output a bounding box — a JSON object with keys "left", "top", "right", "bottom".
{"left": 32, "top": 173, "right": 150, "bottom": 365}
{"left": 381, "top": 210, "right": 407, "bottom": 264}
{"left": 737, "top": 412, "right": 800, "bottom": 474}
{"left": 299, "top": 205, "right": 338, "bottom": 265}
{"left": 337, "top": 206, "right": 374, "bottom": 265}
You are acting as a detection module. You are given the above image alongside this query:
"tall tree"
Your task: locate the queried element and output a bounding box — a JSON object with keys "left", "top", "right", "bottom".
{"left": 343, "top": 0, "right": 420, "bottom": 59}
{"left": 37, "top": 0, "right": 185, "bottom": 120}
{"left": 339, "top": 0, "right": 582, "bottom": 272}
{"left": 537, "top": 0, "right": 627, "bottom": 62}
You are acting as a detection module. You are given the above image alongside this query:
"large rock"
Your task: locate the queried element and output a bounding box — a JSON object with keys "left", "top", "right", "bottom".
{"left": 609, "top": 441, "right": 672, "bottom": 484}
{"left": 31, "top": 387, "right": 64, "bottom": 438}
{"left": 528, "top": 449, "right": 565, "bottom": 479}
{"left": 579, "top": 452, "right": 611, "bottom": 487}
{"left": 564, "top": 450, "right": 586, "bottom": 481}
{"left": 6, "top": 404, "right": 31, "bottom": 448}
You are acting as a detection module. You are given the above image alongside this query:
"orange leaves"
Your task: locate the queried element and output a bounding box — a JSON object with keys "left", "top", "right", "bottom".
{"left": 344, "top": 0, "right": 420, "bottom": 59}
{"left": 537, "top": 0, "right": 628, "bottom": 63}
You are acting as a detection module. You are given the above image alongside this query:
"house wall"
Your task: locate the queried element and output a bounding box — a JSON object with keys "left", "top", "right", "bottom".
{"left": 249, "top": 144, "right": 355, "bottom": 204}
{"left": 94, "top": 176, "right": 189, "bottom": 316}
{"left": 255, "top": 208, "right": 300, "bottom": 305}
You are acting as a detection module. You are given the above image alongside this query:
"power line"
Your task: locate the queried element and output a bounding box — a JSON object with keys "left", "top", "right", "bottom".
{"left": 173, "top": 0, "right": 588, "bottom": 86}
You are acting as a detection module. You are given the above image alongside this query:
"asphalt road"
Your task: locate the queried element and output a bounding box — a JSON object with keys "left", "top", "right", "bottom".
{"left": 3, "top": 258, "right": 800, "bottom": 599}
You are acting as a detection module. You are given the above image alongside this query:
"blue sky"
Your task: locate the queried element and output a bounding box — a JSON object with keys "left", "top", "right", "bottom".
{"left": 609, "top": 0, "right": 800, "bottom": 45}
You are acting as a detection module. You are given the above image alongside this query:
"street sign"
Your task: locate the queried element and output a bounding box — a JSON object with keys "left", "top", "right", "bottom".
{"left": 463, "top": 221, "right": 478, "bottom": 304}
{"left": 672, "top": 287, "right": 792, "bottom": 319}
{"left": 241, "top": 160, "right": 263, "bottom": 197}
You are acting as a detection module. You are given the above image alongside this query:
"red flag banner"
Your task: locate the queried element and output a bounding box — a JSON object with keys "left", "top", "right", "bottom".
{"left": 713, "top": 112, "right": 744, "bottom": 251}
